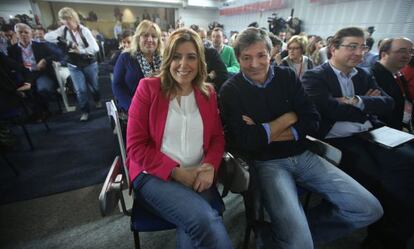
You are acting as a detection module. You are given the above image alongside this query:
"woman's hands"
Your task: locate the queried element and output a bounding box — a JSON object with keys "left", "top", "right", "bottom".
{"left": 171, "top": 163, "right": 215, "bottom": 192}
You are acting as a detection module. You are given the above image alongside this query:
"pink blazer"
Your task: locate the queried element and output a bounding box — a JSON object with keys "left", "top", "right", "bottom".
{"left": 126, "top": 77, "right": 225, "bottom": 183}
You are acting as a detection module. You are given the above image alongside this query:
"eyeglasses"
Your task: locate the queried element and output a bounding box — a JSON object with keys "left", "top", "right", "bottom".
{"left": 339, "top": 44, "right": 369, "bottom": 53}
{"left": 287, "top": 47, "right": 302, "bottom": 51}
{"left": 390, "top": 48, "right": 413, "bottom": 55}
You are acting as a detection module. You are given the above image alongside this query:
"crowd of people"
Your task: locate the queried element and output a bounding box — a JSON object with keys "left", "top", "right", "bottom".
{"left": 1, "top": 5, "right": 414, "bottom": 249}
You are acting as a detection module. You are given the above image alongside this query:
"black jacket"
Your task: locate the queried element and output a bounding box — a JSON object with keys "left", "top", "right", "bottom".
{"left": 302, "top": 62, "right": 394, "bottom": 138}
{"left": 371, "top": 62, "right": 412, "bottom": 130}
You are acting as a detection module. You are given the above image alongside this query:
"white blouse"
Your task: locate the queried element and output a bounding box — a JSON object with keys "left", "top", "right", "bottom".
{"left": 161, "top": 91, "right": 204, "bottom": 168}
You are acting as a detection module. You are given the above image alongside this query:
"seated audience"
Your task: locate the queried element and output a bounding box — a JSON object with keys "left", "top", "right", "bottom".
{"left": 191, "top": 25, "right": 228, "bottom": 92}
{"left": 33, "top": 26, "right": 46, "bottom": 42}
{"left": 269, "top": 33, "right": 283, "bottom": 65}
{"left": 8, "top": 23, "right": 59, "bottom": 112}
{"left": 306, "top": 35, "right": 325, "bottom": 66}
{"left": 127, "top": 28, "right": 232, "bottom": 249}
{"left": 219, "top": 27, "right": 382, "bottom": 249}
{"left": 302, "top": 26, "right": 414, "bottom": 249}
{"left": 401, "top": 54, "right": 414, "bottom": 112}
{"left": 371, "top": 37, "right": 413, "bottom": 130}
{"left": 281, "top": 35, "right": 313, "bottom": 79}
{"left": 211, "top": 27, "right": 240, "bottom": 74}
{"left": 319, "top": 35, "right": 333, "bottom": 64}
{"left": 1, "top": 24, "right": 18, "bottom": 54}
{"left": 0, "top": 51, "right": 31, "bottom": 112}
{"left": 112, "top": 20, "right": 162, "bottom": 112}
{"left": 358, "top": 37, "right": 379, "bottom": 72}
{"left": 108, "top": 30, "right": 133, "bottom": 72}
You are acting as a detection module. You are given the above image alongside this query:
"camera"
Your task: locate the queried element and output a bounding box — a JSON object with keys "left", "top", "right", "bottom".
{"left": 267, "top": 13, "right": 286, "bottom": 35}
{"left": 57, "top": 36, "right": 75, "bottom": 49}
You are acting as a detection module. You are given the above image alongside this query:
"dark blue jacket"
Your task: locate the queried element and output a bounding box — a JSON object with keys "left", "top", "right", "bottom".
{"left": 220, "top": 65, "right": 320, "bottom": 160}
{"left": 112, "top": 52, "right": 144, "bottom": 111}
{"left": 7, "top": 41, "right": 58, "bottom": 83}
{"left": 302, "top": 62, "right": 394, "bottom": 138}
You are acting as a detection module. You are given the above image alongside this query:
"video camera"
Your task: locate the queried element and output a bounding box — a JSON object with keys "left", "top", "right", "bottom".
{"left": 267, "top": 13, "right": 287, "bottom": 35}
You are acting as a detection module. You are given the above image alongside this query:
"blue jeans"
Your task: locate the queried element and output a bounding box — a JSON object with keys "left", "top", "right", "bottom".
{"left": 35, "top": 74, "right": 56, "bottom": 98}
{"left": 253, "top": 150, "right": 383, "bottom": 249}
{"left": 68, "top": 62, "right": 100, "bottom": 113}
{"left": 133, "top": 173, "right": 233, "bottom": 249}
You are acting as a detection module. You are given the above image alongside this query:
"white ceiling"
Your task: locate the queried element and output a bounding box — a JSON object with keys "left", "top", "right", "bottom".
{"left": 36, "top": 0, "right": 223, "bottom": 8}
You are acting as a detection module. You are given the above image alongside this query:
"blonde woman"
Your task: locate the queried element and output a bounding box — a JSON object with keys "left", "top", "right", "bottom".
{"left": 281, "top": 35, "right": 314, "bottom": 78}
{"left": 112, "top": 20, "right": 162, "bottom": 112}
{"left": 44, "top": 7, "right": 100, "bottom": 121}
{"left": 126, "top": 28, "right": 232, "bottom": 249}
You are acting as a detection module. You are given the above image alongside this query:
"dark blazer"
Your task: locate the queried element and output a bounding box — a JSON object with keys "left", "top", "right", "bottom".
{"left": 204, "top": 46, "right": 228, "bottom": 92}
{"left": 7, "top": 41, "right": 58, "bottom": 83}
{"left": 220, "top": 66, "right": 320, "bottom": 160}
{"left": 371, "top": 62, "right": 411, "bottom": 130}
{"left": 302, "top": 62, "right": 394, "bottom": 138}
{"left": 0, "top": 52, "right": 24, "bottom": 112}
{"left": 112, "top": 52, "right": 144, "bottom": 112}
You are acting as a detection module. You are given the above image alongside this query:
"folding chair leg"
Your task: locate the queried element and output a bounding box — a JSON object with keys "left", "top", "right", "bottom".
{"left": 20, "top": 124, "right": 34, "bottom": 150}
{"left": 243, "top": 224, "right": 251, "bottom": 249}
{"left": 133, "top": 231, "right": 141, "bottom": 249}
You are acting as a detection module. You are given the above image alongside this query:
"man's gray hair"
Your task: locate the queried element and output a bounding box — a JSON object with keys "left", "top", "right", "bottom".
{"left": 14, "top": 23, "right": 32, "bottom": 32}
{"left": 233, "top": 27, "right": 272, "bottom": 58}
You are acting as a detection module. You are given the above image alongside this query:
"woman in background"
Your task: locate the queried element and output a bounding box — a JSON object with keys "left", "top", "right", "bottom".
{"left": 108, "top": 30, "right": 133, "bottom": 73}
{"left": 126, "top": 28, "right": 232, "bottom": 249}
{"left": 306, "top": 35, "right": 325, "bottom": 66}
{"left": 112, "top": 20, "right": 162, "bottom": 112}
{"left": 45, "top": 7, "right": 100, "bottom": 122}
{"left": 281, "top": 35, "right": 314, "bottom": 79}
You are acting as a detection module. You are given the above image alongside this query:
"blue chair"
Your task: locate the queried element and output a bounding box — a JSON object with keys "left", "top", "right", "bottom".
{"left": 100, "top": 100, "right": 225, "bottom": 249}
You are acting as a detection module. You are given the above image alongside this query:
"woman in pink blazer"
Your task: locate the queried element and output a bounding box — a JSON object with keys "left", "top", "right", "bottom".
{"left": 126, "top": 28, "right": 232, "bottom": 249}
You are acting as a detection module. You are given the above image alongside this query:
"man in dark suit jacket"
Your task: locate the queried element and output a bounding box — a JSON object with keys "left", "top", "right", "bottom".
{"left": 204, "top": 46, "right": 228, "bottom": 92}
{"left": 7, "top": 23, "right": 59, "bottom": 105}
{"left": 302, "top": 27, "right": 414, "bottom": 249}
{"left": 372, "top": 37, "right": 413, "bottom": 131}
{"left": 190, "top": 25, "right": 228, "bottom": 92}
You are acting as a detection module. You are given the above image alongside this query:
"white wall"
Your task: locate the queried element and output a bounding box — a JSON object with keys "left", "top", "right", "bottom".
{"left": 218, "top": 0, "right": 414, "bottom": 48}
{"left": 0, "top": 0, "right": 33, "bottom": 21}
{"left": 176, "top": 7, "right": 220, "bottom": 30}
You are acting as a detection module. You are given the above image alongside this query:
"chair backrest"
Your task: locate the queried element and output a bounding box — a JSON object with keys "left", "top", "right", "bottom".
{"left": 52, "top": 61, "right": 76, "bottom": 112}
{"left": 106, "top": 100, "right": 130, "bottom": 189}
{"left": 99, "top": 156, "right": 123, "bottom": 216}
{"left": 306, "top": 135, "right": 342, "bottom": 165}
{"left": 219, "top": 152, "right": 250, "bottom": 197}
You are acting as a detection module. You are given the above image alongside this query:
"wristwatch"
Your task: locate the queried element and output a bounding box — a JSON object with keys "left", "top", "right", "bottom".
{"left": 344, "top": 96, "right": 358, "bottom": 105}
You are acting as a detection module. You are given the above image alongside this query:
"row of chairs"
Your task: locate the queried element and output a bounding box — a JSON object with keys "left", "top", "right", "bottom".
{"left": 100, "top": 100, "right": 342, "bottom": 249}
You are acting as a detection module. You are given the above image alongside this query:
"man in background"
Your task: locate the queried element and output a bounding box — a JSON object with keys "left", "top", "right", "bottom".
{"left": 211, "top": 27, "right": 240, "bottom": 75}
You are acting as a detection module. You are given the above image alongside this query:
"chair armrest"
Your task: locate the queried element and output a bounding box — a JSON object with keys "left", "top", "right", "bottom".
{"left": 305, "top": 135, "right": 342, "bottom": 166}
{"left": 99, "top": 156, "right": 131, "bottom": 216}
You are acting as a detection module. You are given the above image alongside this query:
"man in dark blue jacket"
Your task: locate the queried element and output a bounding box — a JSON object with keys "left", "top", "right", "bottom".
{"left": 220, "top": 27, "right": 382, "bottom": 249}
{"left": 302, "top": 27, "right": 414, "bottom": 249}
{"left": 8, "top": 23, "right": 59, "bottom": 108}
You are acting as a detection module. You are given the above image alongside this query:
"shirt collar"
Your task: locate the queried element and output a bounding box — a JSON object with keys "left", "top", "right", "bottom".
{"left": 18, "top": 41, "right": 32, "bottom": 49}
{"left": 242, "top": 65, "right": 274, "bottom": 88}
{"left": 329, "top": 61, "right": 358, "bottom": 79}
